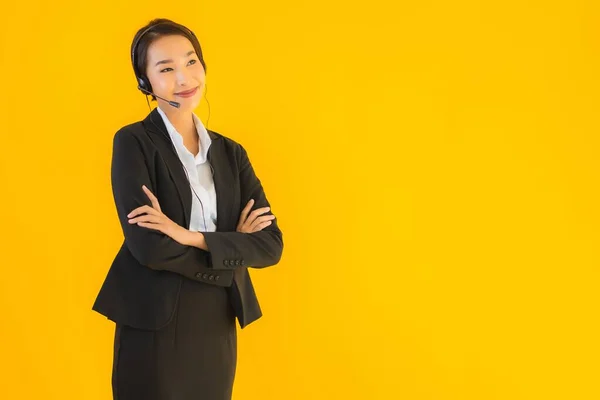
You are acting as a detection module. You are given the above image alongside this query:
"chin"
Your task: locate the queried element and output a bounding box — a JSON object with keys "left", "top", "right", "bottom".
{"left": 177, "top": 99, "right": 199, "bottom": 112}
{"left": 185, "top": 96, "right": 201, "bottom": 110}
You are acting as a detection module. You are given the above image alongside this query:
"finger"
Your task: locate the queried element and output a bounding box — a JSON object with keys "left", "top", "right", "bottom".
{"left": 239, "top": 213, "right": 258, "bottom": 232}
{"left": 249, "top": 214, "right": 275, "bottom": 230}
{"left": 238, "top": 199, "right": 254, "bottom": 223}
{"left": 129, "top": 214, "right": 161, "bottom": 224}
{"left": 248, "top": 206, "right": 271, "bottom": 221}
{"left": 127, "top": 205, "right": 156, "bottom": 218}
{"left": 128, "top": 205, "right": 159, "bottom": 218}
{"left": 249, "top": 213, "right": 275, "bottom": 226}
{"left": 237, "top": 199, "right": 255, "bottom": 230}
{"left": 252, "top": 220, "right": 273, "bottom": 232}
{"left": 142, "top": 185, "right": 159, "bottom": 209}
{"left": 142, "top": 185, "right": 162, "bottom": 212}
{"left": 136, "top": 221, "right": 164, "bottom": 232}
{"left": 238, "top": 220, "right": 250, "bottom": 232}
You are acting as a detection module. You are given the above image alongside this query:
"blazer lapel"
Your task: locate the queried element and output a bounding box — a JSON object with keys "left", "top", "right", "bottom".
{"left": 142, "top": 107, "right": 235, "bottom": 232}
{"left": 207, "top": 137, "right": 236, "bottom": 232}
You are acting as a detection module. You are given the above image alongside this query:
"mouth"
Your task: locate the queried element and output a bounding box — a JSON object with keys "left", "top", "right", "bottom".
{"left": 174, "top": 87, "right": 199, "bottom": 97}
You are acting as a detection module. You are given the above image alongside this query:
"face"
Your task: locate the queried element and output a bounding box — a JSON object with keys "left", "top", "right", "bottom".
{"left": 144, "top": 34, "right": 205, "bottom": 112}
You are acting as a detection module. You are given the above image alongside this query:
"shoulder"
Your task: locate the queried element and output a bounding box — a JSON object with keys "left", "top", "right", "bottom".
{"left": 110, "top": 121, "right": 152, "bottom": 158}
{"left": 207, "top": 129, "right": 249, "bottom": 159}
{"left": 114, "top": 121, "right": 145, "bottom": 141}
{"left": 112, "top": 120, "right": 159, "bottom": 150}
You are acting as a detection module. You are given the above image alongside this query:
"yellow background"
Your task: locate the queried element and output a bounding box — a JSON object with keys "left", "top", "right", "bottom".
{"left": 1, "top": 1, "right": 599, "bottom": 399}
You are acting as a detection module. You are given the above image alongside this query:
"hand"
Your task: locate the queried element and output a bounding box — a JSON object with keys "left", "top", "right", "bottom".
{"left": 237, "top": 199, "right": 275, "bottom": 233}
{"left": 127, "top": 185, "right": 194, "bottom": 246}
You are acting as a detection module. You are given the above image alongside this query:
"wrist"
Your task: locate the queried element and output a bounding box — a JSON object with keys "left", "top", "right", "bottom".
{"left": 188, "top": 231, "right": 207, "bottom": 250}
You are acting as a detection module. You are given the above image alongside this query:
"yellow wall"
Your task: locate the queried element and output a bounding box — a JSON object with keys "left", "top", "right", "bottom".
{"left": 1, "top": 1, "right": 599, "bottom": 399}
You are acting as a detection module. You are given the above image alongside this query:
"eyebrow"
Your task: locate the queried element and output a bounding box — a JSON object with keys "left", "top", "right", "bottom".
{"left": 154, "top": 50, "right": 196, "bottom": 67}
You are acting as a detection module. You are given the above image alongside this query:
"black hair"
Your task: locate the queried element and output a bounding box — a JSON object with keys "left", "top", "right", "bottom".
{"left": 131, "top": 18, "right": 207, "bottom": 100}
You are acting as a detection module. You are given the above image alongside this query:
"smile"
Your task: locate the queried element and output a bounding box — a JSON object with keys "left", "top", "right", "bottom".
{"left": 174, "top": 87, "right": 198, "bottom": 97}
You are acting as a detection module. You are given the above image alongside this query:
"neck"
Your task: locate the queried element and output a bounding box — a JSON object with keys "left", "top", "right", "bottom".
{"left": 159, "top": 105, "right": 196, "bottom": 141}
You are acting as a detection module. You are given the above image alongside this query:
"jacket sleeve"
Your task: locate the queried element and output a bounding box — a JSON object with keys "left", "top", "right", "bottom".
{"left": 202, "top": 144, "right": 284, "bottom": 270}
{"left": 111, "top": 128, "right": 219, "bottom": 282}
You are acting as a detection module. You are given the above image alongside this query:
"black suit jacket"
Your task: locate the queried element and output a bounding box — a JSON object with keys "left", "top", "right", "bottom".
{"left": 92, "top": 107, "right": 283, "bottom": 330}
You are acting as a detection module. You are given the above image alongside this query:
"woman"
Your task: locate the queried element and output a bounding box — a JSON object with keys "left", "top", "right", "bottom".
{"left": 92, "top": 18, "right": 284, "bottom": 400}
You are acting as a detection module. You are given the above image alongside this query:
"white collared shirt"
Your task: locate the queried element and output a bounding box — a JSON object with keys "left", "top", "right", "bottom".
{"left": 156, "top": 106, "right": 217, "bottom": 232}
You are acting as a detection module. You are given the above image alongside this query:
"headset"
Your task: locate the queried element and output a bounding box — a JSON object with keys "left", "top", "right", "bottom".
{"left": 131, "top": 21, "right": 214, "bottom": 232}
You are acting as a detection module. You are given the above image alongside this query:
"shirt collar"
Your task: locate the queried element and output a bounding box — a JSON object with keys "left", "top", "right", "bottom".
{"left": 156, "top": 105, "right": 212, "bottom": 164}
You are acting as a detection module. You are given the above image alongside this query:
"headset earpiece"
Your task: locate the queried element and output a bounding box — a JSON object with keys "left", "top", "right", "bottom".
{"left": 137, "top": 75, "right": 151, "bottom": 93}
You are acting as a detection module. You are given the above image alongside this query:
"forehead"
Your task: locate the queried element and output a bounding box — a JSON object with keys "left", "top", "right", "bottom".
{"left": 146, "top": 34, "right": 195, "bottom": 60}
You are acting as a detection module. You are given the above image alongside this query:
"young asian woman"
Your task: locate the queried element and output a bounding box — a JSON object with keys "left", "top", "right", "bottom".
{"left": 92, "top": 18, "right": 284, "bottom": 400}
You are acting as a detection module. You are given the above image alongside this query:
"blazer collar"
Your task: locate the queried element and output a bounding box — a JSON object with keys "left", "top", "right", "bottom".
{"left": 141, "top": 107, "right": 234, "bottom": 232}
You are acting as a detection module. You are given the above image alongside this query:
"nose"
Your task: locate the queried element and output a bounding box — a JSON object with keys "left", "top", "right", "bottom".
{"left": 176, "top": 69, "right": 192, "bottom": 87}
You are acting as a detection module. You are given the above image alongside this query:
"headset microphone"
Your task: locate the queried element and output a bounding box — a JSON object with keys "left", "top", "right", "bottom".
{"left": 137, "top": 86, "right": 181, "bottom": 108}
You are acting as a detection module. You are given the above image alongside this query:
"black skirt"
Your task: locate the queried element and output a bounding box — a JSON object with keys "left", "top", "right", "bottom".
{"left": 112, "top": 276, "right": 238, "bottom": 400}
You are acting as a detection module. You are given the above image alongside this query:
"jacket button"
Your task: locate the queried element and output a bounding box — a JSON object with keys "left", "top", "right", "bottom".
{"left": 241, "top": 260, "right": 245, "bottom": 266}
{"left": 208, "top": 275, "right": 214, "bottom": 280}
{"left": 215, "top": 276, "right": 220, "bottom": 281}
{"left": 195, "top": 272, "right": 202, "bottom": 278}
{"left": 235, "top": 260, "right": 240, "bottom": 266}
{"left": 202, "top": 273, "right": 208, "bottom": 279}
{"left": 223, "top": 260, "right": 229, "bottom": 266}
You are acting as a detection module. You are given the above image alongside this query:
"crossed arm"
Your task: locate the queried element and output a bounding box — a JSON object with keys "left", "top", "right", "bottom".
{"left": 111, "top": 129, "right": 283, "bottom": 279}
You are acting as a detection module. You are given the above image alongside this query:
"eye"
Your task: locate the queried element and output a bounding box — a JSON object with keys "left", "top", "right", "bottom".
{"left": 159, "top": 60, "right": 196, "bottom": 73}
